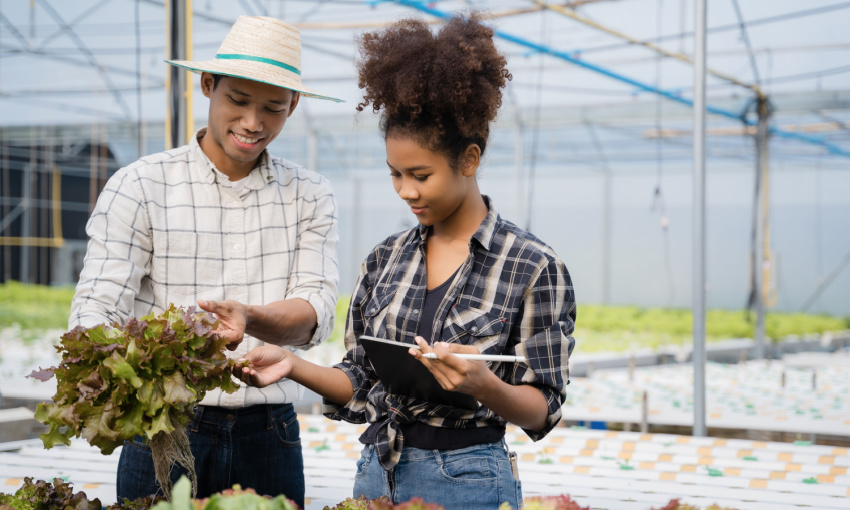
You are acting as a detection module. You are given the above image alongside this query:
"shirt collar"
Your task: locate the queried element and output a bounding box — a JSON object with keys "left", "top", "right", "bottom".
{"left": 191, "top": 128, "right": 275, "bottom": 188}
{"left": 414, "top": 195, "right": 500, "bottom": 251}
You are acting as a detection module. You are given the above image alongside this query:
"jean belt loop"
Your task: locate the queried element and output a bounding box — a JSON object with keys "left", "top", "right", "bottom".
{"left": 434, "top": 447, "right": 444, "bottom": 467}
{"left": 266, "top": 404, "right": 275, "bottom": 430}
{"left": 190, "top": 405, "right": 204, "bottom": 432}
{"left": 501, "top": 437, "right": 509, "bottom": 452}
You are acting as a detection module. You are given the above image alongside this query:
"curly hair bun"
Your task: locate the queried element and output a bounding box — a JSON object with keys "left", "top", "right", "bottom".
{"left": 356, "top": 14, "right": 511, "bottom": 159}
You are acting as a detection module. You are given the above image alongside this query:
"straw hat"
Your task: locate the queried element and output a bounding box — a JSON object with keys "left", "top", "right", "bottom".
{"left": 166, "top": 15, "right": 342, "bottom": 102}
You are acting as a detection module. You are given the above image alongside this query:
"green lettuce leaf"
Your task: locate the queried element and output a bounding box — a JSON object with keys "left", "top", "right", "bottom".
{"left": 29, "top": 304, "right": 242, "bottom": 455}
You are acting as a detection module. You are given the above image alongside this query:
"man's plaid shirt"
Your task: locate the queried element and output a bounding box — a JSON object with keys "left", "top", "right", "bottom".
{"left": 324, "top": 197, "right": 575, "bottom": 470}
{"left": 70, "top": 129, "right": 339, "bottom": 408}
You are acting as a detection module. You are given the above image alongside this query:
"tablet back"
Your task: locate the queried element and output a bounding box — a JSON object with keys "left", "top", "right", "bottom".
{"left": 359, "top": 335, "right": 479, "bottom": 411}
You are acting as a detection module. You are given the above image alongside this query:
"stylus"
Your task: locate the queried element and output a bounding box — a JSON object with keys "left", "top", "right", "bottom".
{"left": 420, "top": 352, "right": 527, "bottom": 363}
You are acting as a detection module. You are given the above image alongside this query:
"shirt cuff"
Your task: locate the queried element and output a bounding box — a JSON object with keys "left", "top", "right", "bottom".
{"left": 288, "top": 292, "right": 333, "bottom": 350}
{"left": 322, "top": 362, "right": 368, "bottom": 422}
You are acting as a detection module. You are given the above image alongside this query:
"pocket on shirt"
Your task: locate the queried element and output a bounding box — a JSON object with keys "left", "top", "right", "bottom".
{"left": 363, "top": 290, "right": 396, "bottom": 322}
{"left": 151, "top": 231, "right": 222, "bottom": 296}
{"left": 442, "top": 305, "right": 506, "bottom": 350}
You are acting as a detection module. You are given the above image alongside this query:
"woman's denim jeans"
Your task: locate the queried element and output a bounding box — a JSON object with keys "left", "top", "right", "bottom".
{"left": 353, "top": 441, "right": 522, "bottom": 510}
{"left": 116, "top": 403, "right": 304, "bottom": 508}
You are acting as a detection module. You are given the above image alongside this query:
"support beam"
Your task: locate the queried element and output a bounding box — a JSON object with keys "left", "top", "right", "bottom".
{"left": 393, "top": 0, "right": 850, "bottom": 157}
{"left": 529, "top": 0, "right": 764, "bottom": 98}
{"left": 753, "top": 98, "right": 772, "bottom": 359}
{"left": 35, "top": 0, "right": 133, "bottom": 120}
{"left": 644, "top": 121, "right": 850, "bottom": 138}
{"left": 692, "top": 0, "right": 707, "bottom": 438}
{"left": 165, "top": 0, "right": 193, "bottom": 149}
{"left": 34, "top": 0, "right": 113, "bottom": 52}
{"left": 584, "top": 119, "right": 612, "bottom": 304}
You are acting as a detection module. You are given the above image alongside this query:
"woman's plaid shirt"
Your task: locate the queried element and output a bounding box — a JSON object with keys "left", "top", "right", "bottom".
{"left": 324, "top": 197, "right": 575, "bottom": 470}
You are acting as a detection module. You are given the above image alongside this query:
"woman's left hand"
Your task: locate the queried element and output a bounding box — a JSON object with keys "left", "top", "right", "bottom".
{"left": 410, "top": 336, "right": 496, "bottom": 398}
{"left": 234, "top": 345, "right": 296, "bottom": 388}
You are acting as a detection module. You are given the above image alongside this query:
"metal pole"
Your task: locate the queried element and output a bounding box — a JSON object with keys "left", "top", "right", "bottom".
{"left": 166, "top": 0, "right": 189, "bottom": 149}
{"left": 352, "top": 175, "right": 362, "bottom": 270}
{"left": 513, "top": 108, "right": 526, "bottom": 226}
{"left": 21, "top": 127, "right": 36, "bottom": 284}
{"left": 754, "top": 98, "right": 770, "bottom": 359}
{"left": 602, "top": 169, "right": 611, "bottom": 304}
{"left": 21, "top": 163, "right": 33, "bottom": 283}
{"left": 692, "top": 0, "right": 708, "bottom": 437}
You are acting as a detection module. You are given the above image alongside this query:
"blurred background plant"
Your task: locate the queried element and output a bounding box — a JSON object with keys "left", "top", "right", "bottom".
{"left": 6, "top": 282, "right": 844, "bottom": 354}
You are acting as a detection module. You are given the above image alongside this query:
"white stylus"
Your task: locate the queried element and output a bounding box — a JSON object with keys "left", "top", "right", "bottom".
{"left": 421, "top": 352, "right": 527, "bottom": 363}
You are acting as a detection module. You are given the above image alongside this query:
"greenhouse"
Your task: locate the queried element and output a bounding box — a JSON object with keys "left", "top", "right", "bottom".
{"left": 1, "top": 1, "right": 849, "bottom": 509}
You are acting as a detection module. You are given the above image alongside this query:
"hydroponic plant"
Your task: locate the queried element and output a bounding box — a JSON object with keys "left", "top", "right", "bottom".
{"left": 27, "top": 304, "right": 245, "bottom": 499}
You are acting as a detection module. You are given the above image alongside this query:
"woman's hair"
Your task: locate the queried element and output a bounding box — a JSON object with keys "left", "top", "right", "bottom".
{"left": 355, "top": 15, "right": 511, "bottom": 169}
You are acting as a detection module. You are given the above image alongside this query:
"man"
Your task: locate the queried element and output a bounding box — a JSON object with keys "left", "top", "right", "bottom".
{"left": 68, "top": 16, "right": 341, "bottom": 507}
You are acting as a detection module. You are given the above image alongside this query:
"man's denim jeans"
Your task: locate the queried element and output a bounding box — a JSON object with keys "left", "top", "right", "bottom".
{"left": 352, "top": 441, "right": 522, "bottom": 510}
{"left": 116, "top": 403, "right": 304, "bottom": 508}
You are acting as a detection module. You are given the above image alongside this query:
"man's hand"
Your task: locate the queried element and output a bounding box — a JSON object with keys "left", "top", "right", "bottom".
{"left": 235, "top": 345, "right": 296, "bottom": 388}
{"left": 198, "top": 299, "right": 247, "bottom": 350}
{"left": 409, "top": 336, "right": 494, "bottom": 398}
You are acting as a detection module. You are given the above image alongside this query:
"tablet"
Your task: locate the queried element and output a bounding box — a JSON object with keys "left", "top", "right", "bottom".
{"left": 359, "top": 335, "right": 479, "bottom": 411}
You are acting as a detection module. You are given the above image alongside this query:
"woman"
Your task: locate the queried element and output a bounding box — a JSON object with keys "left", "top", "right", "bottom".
{"left": 238, "top": 15, "right": 575, "bottom": 509}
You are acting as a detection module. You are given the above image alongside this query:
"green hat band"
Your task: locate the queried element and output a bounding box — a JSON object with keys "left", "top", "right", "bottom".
{"left": 215, "top": 53, "right": 301, "bottom": 76}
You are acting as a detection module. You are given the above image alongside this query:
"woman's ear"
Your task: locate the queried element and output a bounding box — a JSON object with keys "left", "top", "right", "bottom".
{"left": 461, "top": 144, "right": 481, "bottom": 177}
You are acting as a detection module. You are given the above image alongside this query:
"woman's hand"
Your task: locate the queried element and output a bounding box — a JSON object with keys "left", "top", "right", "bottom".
{"left": 198, "top": 299, "right": 247, "bottom": 350}
{"left": 409, "top": 336, "right": 497, "bottom": 399}
{"left": 411, "top": 337, "right": 549, "bottom": 431}
{"left": 235, "top": 345, "right": 297, "bottom": 388}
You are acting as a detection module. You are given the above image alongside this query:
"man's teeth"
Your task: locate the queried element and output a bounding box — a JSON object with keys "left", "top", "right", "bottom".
{"left": 234, "top": 133, "right": 259, "bottom": 144}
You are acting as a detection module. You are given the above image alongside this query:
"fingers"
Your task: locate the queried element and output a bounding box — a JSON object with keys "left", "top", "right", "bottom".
{"left": 234, "top": 346, "right": 290, "bottom": 388}
{"left": 414, "top": 338, "right": 458, "bottom": 372}
{"left": 231, "top": 361, "right": 253, "bottom": 385}
{"left": 432, "top": 341, "right": 461, "bottom": 368}
{"left": 409, "top": 339, "right": 488, "bottom": 396}
{"left": 198, "top": 299, "right": 246, "bottom": 349}
{"left": 215, "top": 330, "right": 241, "bottom": 349}
{"left": 209, "top": 327, "right": 242, "bottom": 351}
{"left": 197, "top": 299, "right": 217, "bottom": 313}
{"left": 410, "top": 336, "right": 431, "bottom": 360}
{"left": 444, "top": 342, "right": 481, "bottom": 355}
{"left": 414, "top": 339, "right": 473, "bottom": 364}
{"left": 236, "top": 365, "right": 265, "bottom": 388}
{"left": 243, "top": 345, "right": 285, "bottom": 364}
{"left": 198, "top": 299, "right": 241, "bottom": 318}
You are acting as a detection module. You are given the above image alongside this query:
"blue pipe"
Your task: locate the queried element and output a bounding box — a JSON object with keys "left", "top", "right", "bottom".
{"left": 393, "top": 0, "right": 850, "bottom": 157}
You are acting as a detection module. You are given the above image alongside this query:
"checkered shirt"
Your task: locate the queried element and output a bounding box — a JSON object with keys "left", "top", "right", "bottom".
{"left": 324, "top": 197, "right": 575, "bottom": 470}
{"left": 69, "top": 129, "right": 339, "bottom": 408}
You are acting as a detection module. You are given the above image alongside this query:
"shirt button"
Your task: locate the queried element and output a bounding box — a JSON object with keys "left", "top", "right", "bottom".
{"left": 470, "top": 326, "right": 479, "bottom": 334}
{"left": 412, "top": 309, "right": 419, "bottom": 315}
{"left": 369, "top": 307, "right": 377, "bottom": 315}
{"left": 234, "top": 244, "right": 240, "bottom": 250}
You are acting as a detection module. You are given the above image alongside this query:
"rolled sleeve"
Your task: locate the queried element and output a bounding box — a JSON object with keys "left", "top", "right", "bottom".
{"left": 69, "top": 169, "right": 152, "bottom": 329}
{"left": 512, "top": 256, "right": 576, "bottom": 441}
{"left": 285, "top": 177, "right": 339, "bottom": 349}
{"left": 322, "top": 263, "right": 377, "bottom": 421}
{"left": 322, "top": 358, "right": 375, "bottom": 422}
